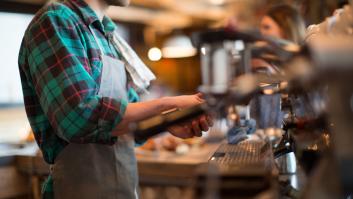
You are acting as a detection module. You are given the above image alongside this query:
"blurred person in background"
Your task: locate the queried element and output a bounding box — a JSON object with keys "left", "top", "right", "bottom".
{"left": 251, "top": 4, "right": 306, "bottom": 129}
{"left": 256, "top": 3, "right": 306, "bottom": 72}
{"left": 18, "top": 0, "right": 212, "bottom": 198}
{"left": 260, "top": 4, "right": 306, "bottom": 44}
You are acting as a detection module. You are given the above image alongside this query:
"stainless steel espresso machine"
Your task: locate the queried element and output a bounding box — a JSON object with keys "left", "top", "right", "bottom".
{"left": 133, "top": 28, "right": 353, "bottom": 198}
{"left": 132, "top": 18, "right": 353, "bottom": 198}
{"left": 190, "top": 29, "right": 353, "bottom": 199}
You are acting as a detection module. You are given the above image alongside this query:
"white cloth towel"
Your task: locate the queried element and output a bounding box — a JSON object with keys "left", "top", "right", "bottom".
{"left": 110, "top": 31, "right": 156, "bottom": 94}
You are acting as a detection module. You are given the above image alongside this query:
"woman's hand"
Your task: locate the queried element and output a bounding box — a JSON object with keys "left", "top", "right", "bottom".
{"left": 166, "top": 93, "right": 213, "bottom": 139}
{"left": 168, "top": 114, "right": 213, "bottom": 139}
{"left": 165, "top": 93, "right": 204, "bottom": 109}
{"left": 112, "top": 93, "right": 209, "bottom": 137}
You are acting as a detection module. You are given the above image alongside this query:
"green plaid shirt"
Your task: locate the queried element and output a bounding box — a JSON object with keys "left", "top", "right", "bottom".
{"left": 18, "top": 0, "right": 139, "bottom": 197}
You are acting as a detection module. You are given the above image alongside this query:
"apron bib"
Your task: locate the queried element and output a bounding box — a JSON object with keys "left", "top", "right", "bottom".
{"left": 52, "top": 27, "right": 138, "bottom": 199}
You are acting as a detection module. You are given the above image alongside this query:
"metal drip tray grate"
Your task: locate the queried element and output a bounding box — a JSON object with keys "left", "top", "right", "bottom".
{"left": 210, "top": 140, "right": 270, "bottom": 166}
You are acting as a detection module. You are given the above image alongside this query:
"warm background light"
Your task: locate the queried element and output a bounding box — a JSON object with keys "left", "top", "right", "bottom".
{"left": 162, "top": 35, "right": 197, "bottom": 58}
{"left": 148, "top": 47, "right": 162, "bottom": 61}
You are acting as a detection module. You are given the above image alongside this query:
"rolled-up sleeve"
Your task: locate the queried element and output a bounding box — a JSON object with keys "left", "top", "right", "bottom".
{"left": 24, "top": 10, "right": 126, "bottom": 144}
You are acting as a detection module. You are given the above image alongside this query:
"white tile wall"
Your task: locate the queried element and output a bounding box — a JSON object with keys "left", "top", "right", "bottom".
{"left": 0, "top": 12, "right": 33, "bottom": 104}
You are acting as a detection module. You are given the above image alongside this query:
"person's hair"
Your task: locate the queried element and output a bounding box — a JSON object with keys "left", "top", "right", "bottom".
{"left": 266, "top": 4, "right": 306, "bottom": 44}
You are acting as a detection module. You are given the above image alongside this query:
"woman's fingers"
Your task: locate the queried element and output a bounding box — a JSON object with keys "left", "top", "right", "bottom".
{"left": 169, "top": 113, "right": 214, "bottom": 139}
{"left": 206, "top": 115, "right": 214, "bottom": 127}
{"left": 192, "top": 120, "right": 202, "bottom": 137}
{"left": 195, "top": 93, "right": 205, "bottom": 103}
{"left": 196, "top": 92, "right": 204, "bottom": 98}
{"left": 199, "top": 116, "right": 210, "bottom": 132}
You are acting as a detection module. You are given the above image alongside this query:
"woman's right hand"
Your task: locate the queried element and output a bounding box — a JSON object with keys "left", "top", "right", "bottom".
{"left": 112, "top": 93, "right": 206, "bottom": 137}
{"left": 166, "top": 93, "right": 205, "bottom": 109}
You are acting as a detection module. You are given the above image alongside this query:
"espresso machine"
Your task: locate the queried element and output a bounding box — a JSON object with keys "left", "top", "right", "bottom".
{"left": 190, "top": 29, "right": 353, "bottom": 199}
{"left": 132, "top": 27, "right": 353, "bottom": 198}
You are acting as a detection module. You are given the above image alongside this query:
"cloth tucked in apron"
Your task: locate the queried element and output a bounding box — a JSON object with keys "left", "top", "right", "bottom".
{"left": 52, "top": 28, "right": 138, "bottom": 199}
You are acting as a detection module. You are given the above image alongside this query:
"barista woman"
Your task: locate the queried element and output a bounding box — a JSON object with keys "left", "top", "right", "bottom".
{"left": 18, "top": 0, "right": 212, "bottom": 198}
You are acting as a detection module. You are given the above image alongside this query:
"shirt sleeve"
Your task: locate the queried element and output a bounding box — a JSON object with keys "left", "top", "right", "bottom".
{"left": 24, "top": 10, "right": 127, "bottom": 144}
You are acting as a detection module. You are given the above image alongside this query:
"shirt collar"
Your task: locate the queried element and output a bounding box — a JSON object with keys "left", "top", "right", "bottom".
{"left": 102, "top": 16, "right": 117, "bottom": 33}
{"left": 67, "top": 0, "right": 116, "bottom": 34}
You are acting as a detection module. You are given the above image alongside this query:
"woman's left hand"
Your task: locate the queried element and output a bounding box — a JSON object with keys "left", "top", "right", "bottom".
{"left": 168, "top": 115, "right": 213, "bottom": 139}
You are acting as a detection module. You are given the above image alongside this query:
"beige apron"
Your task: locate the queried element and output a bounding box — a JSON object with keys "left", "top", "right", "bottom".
{"left": 52, "top": 27, "right": 138, "bottom": 199}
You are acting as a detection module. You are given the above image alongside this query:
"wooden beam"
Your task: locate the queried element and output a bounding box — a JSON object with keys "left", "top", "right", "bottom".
{"left": 131, "top": 0, "right": 228, "bottom": 21}
{"left": 0, "top": 1, "right": 43, "bottom": 14}
{"left": 0, "top": 0, "right": 230, "bottom": 30}
{"left": 107, "top": 6, "right": 193, "bottom": 29}
{"left": 2, "top": 0, "right": 46, "bottom": 4}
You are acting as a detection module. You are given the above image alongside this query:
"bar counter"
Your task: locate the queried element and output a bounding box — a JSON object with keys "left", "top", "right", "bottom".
{"left": 13, "top": 142, "right": 221, "bottom": 198}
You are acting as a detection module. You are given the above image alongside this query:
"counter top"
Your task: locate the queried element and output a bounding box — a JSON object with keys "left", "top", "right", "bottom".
{"left": 15, "top": 142, "right": 221, "bottom": 186}
{"left": 136, "top": 143, "right": 220, "bottom": 185}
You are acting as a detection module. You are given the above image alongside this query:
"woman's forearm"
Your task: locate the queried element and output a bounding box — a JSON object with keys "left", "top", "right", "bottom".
{"left": 124, "top": 97, "right": 177, "bottom": 123}
{"left": 111, "top": 97, "right": 178, "bottom": 136}
{"left": 111, "top": 94, "right": 204, "bottom": 136}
